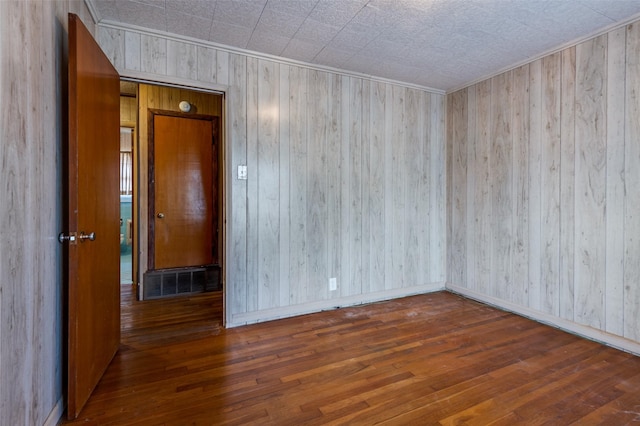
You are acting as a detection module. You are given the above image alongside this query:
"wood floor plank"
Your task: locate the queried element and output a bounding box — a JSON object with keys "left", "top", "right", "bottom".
{"left": 62, "top": 287, "right": 640, "bottom": 424}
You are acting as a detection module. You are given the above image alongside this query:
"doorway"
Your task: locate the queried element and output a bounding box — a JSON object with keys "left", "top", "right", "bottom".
{"left": 119, "top": 82, "right": 137, "bottom": 286}
{"left": 118, "top": 81, "right": 224, "bottom": 301}
{"left": 119, "top": 126, "right": 134, "bottom": 284}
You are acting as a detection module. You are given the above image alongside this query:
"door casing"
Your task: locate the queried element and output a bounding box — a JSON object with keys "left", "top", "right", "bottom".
{"left": 118, "top": 78, "right": 227, "bottom": 323}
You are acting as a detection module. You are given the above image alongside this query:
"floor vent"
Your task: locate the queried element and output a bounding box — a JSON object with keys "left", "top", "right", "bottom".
{"left": 143, "top": 265, "right": 220, "bottom": 300}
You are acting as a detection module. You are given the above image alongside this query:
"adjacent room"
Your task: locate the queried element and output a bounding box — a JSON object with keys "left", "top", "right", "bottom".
{"left": 3, "top": 0, "right": 640, "bottom": 424}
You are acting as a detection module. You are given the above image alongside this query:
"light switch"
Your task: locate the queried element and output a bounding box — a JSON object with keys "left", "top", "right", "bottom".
{"left": 237, "top": 165, "right": 248, "bottom": 180}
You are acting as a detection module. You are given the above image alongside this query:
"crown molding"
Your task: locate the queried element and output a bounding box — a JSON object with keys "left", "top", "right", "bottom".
{"left": 96, "top": 19, "right": 446, "bottom": 96}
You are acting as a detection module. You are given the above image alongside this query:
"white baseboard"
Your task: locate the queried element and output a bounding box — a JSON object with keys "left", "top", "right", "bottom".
{"left": 446, "top": 283, "right": 640, "bottom": 357}
{"left": 227, "top": 282, "right": 446, "bottom": 327}
{"left": 43, "top": 397, "right": 65, "bottom": 426}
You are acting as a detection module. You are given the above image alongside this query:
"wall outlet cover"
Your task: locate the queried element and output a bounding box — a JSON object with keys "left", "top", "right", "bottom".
{"left": 329, "top": 277, "right": 337, "bottom": 291}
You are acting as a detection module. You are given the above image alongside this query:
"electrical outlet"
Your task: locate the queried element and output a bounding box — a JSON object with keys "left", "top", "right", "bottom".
{"left": 329, "top": 277, "right": 337, "bottom": 291}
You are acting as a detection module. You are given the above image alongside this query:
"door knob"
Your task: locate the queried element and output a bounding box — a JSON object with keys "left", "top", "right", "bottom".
{"left": 79, "top": 231, "right": 96, "bottom": 242}
{"left": 157, "top": 213, "right": 165, "bottom": 218}
{"left": 58, "top": 232, "right": 77, "bottom": 244}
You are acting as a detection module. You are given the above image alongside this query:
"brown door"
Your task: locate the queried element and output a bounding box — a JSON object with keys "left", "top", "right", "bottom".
{"left": 150, "top": 112, "right": 218, "bottom": 270}
{"left": 64, "top": 13, "right": 120, "bottom": 419}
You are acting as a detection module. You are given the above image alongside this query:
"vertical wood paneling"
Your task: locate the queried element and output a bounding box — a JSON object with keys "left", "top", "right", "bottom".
{"left": 167, "top": 40, "right": 197, "bottom": 79}
{"left": 340, "top": 77, "right": 351, "bottom": 296}
{"left": 307, "top": 70, "right": 328, "bottom": 301}
{"left": 449, "top": 89, "right": 467, "bottom": 287}
{"left": 404, "top": 89, "right": 421, "bottom": 287}
{"left": 540, "top": 53, "right": 561, "bottom": 316}
{"left": 228, "top": 53, "right": 247, "bottom": 316}
{"left": 288, "top": 66, "right": 308, "bottom": 305}
{"left": 196, "top": 46, "right": 216, "bottom": 83}
{"left": 1, "top": 2, "right": 96, "bottom": 424}
{"left": 98, "top": 26, "right": 447, "bottom": 324}
{"left": 141, "top": 34, "right": 166, "bottom": 75}
{"left": 361, "top": 81, "right": 371, "bottom": 293}
{"left": 575, "top": 35, "right": 607, "bottom": 329}
{"left": 474, "top": 81, "right": 491, "bottom": 295}
{"left": 98, "top": 27, "right": 125, "bottom": 70}
{"left": 419, "top": 91, "right": 431, "bottom": 286}
{"left": 369, "top": 81, "right": 386, "bottom": 292}
{"left": 246, "top": 56, "right": 259, "bottom": 312}
{"left": 490, "top": 72, "right": 512, "bottom": 300}
{"left": 624, "top": 22, "right": 640, "bottom": 341}
{"left": 40, "top": 3, "right": 60, "bottom": 417}
{"left": 279, "top": 65, "right": 290, "bottom": 307}
{"left": 560, "top": 48, "right": 576, "bottom": 321}
{"left": 0, "top": 10, "right": 455, "bottom": 426}
{"left": 327, "top": 73, "right": 343, "bottom": 298}
{"left": 430, "top": 95, "right": 445, "bottom": 283}
{"left": 124, "top": 31, "right": 141, "bottom": 71}
{"left": 465, "top": 86, "right": 476, "bottom": 292}
{"left": 447, "top": 20, "right": 640, "bottom": 346}
{"left": 4, "top": 3, "right": 32, "bottom": 421}
{"left": 391, "top": 85, "right": 407, "bottom": 288}
{"left": 605, "top": 28, "right": 626, "bottom": 335}
{"left": 257, "top": 60, "right": 280, "bottom": 310}
{"left": 120, "top": 96, "right": 137, "bottom": 125}
{"left": 216, "top": 50, "right": 230, "bottom": 86}
{"left": 511, "top": 65, "right": 529, "bottom": 305}
{"left": 349, "top": 77, "right": 363, "bottom": 295}
{"left": 528, "top": 59, "right": 542, "bottom": 311}
{"left": 383, "top": 84, "right": 394, "bottom": 290}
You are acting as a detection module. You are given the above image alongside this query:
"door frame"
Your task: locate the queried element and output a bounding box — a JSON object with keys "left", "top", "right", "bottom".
{"left": 119, "top": 124, "right": 136, "bottom": 285}
{"left": 120, "top": 76, "right": 228, "bottom": 326}
{"left": 147, "top": 109, "right": 221, "bottom": 271}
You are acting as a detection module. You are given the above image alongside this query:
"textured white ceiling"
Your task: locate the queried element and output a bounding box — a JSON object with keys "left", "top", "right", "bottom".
{"left": 88, "top": 0, "right": 640, "bottom": 91}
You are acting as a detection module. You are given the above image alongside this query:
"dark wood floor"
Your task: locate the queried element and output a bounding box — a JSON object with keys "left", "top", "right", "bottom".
{"left": 63, "top": 286, "right": 640, "bottom": 425}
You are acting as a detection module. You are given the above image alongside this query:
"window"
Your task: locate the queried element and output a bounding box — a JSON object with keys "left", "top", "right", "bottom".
{"left": 120, "top": 127, "right": 133, "bottom": 195}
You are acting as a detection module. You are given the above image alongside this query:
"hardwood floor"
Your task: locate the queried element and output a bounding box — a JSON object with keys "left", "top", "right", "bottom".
{"left": 63, "top": 287, "right": 640, "bottom": 425}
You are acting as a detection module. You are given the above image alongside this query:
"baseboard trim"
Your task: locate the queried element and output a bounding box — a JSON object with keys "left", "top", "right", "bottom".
{"left": 446, "top": 283, "right": 640, "bottom": 357}
{"left": 43, "top": 397, "right": 65, "bottom": 426}
{"left": 228, "top": 282, "right": 446, "bottom": 327}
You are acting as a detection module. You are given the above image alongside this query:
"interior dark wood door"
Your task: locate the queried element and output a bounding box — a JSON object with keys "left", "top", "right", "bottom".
{"left": 66, "top": 13, "right": 120, "bottom": 419}
{"left": 150, "top": 113, "right": 216, "bottom": 270}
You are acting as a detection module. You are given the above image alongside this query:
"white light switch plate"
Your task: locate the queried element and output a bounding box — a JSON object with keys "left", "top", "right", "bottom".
{"left": 238, "top": 165, "right": 247, "bottom": 180}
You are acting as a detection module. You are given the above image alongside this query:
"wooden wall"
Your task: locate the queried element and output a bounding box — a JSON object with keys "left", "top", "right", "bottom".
{"left": 97, "top": 26, "right": 447, "bottom": 325}
{"left": 447, "top": 22, "right": 640, "bottom": 346}
{"left": 0, "top": 2, "right": 95, "bottom": 424}
{"left": 120, "top": 95, "right": 137, "bottom": 126}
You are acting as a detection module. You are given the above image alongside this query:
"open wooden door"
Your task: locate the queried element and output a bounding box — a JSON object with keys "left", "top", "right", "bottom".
{"left": 62, "top": 13, "right": 120, "bottom": 419}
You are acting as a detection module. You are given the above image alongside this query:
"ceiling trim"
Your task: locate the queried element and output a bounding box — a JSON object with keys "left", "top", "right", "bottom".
{"left": 448, "top": 11, "right": 640, "bottom": 94}
{"left": 118, "top": 71, "right": 229, "bottom": 96}
{"left": 96, "top": 19, "right": 446, "bottom": 96}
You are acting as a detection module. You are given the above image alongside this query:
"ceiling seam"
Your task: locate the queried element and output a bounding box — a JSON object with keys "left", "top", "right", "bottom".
{"left": 246, "top": 1, "right": 269, "bottom": 50}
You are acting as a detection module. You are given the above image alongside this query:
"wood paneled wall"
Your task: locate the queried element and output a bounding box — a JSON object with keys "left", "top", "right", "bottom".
{"left": 97, "top": 26, "right": 447, "bottom": 325}
{"left": 447, "top": 23, "right": 640, "bottom": 345}
{"left": 0, "top": 2, "right": 94, "bottom": 424}
{"left": 120, "top": 95, "right": 136, "bottom": 126}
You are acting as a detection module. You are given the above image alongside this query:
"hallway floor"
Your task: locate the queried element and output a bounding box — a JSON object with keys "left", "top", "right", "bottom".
{"left": 120, "top": 252, "right": 132, "bottom": 284}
